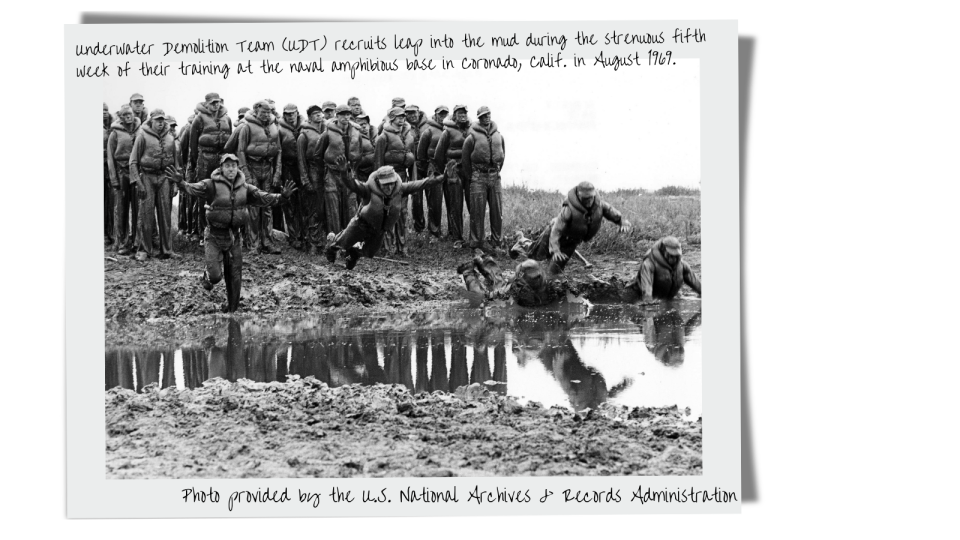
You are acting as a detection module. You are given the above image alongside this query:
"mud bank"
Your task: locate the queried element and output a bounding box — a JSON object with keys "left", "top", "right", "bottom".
{"left": 106, "top": 377, "right": 702, "bottom": 478}
{"left": 105, "top": 235, "right": 700, "bottom": 345}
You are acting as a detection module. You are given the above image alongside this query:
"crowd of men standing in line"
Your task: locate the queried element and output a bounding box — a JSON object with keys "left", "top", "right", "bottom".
{"left": 103, "top": 92, "right": 506, "bottom": 262}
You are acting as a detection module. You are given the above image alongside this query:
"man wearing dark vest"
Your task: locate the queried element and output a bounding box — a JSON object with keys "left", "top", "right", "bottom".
{"left": 354, "top": 111, "right": 377, "bottom": 185}
{"left": 374, "top": 106, "right": 416, "bottom": 256}
{"left": 325, "top": 160, "right": 455, "bottom": 270}
{"left": 404, "top": 104, "right": 428, "bottom": 234}
{"left": 630, "top": 236, "right": 701, "bottom": 303}
{"left": 317, "top": 104, "right": 362, "bottom": 235}
{"left": 297, "top": 105, "right": 325, "bottom": 253}
{"left": 416, "top": 105, "right": 449, "bottom": 240}
{"left": 166, "top": 155, "right": 297, "bottom": 312}
{"left": 524, "top": 181, "right": 631, "bottom": 278}
{"left": 188, "top": 93, "right": 233, "bottom": 246}
{"left": 103, "top": 103, "right": 115, "bottom": 248}
{"left": 433, "top": 104, "right": 470, "bottom": 247}
{"left": 462, "top": 106, "right": 506, "bottom": 252}
{"left": 129, "top": 109, "right": 180, "bottom": 260}
{"left": 236, "top": 100, "right": 283, "bottom": 254}
{"left": 278, "top": 103, "right": 305, "bottom": 250}
{"left": 107, "top": 105, "right": 142, "bottom": 256}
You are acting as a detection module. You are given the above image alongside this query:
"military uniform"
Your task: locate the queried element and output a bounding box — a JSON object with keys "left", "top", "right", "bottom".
{"left": 236, "top": 107, "right": 283, "bottom": 253}
{"left": 433, "top": 108, "right": 470, "bottom": 243}
{"left": 106, "top": 113, "right": 142, "bottom": 254}
{"left": 278, "top": 107, "right": 305, "bottom": 247}
{"left": 296, "top": 115, "right": 325, "bottom": 250}
{"left": 327, "top": 166, "right": 446, "bottom": 270}
{"left": 416, "top": 106, "right": 449, "bottom": 238}
{"left": 375, "top": 108, "right": 417, "bottom": 254}
{"left": 462, "top": 110, "right": 506, "bottom": 250}
{"left": 175, "top": 158, "right": 287, "bottom": 312}
{"left": 632, "top": 236, "right": 702, "bottom": 301}
{"left": 129, "top": 111, "right": 179, "bottom": 258}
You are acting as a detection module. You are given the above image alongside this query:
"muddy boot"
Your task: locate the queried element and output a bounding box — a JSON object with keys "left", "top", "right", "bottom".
{"left": 345, "top": 247, "right": 361, "bottom": 270}
{"left": 476, "top": 256, "right": 503, "bottom": 289}
{"left": 199, "top": 273, "right": 213, "bottom": 291}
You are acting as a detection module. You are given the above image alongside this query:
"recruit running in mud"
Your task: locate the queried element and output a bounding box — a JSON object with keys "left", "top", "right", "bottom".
{"left": 104, "top": 90, "right": 701, "bottom": 313}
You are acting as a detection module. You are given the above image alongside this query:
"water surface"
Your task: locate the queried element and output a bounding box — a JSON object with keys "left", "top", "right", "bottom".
{"left": 105, "top": 301, "right": 701, "bottom": 414}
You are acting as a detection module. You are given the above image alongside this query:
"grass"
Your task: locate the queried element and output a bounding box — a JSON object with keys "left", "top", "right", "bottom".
{"left": 499, "top": 185, "right": 700, "bottom": 257}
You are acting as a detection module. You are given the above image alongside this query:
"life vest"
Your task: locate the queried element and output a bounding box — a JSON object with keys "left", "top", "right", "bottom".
{"left": 322, "top": 119, "right": 362, "bottom": 169}
{"left": 136, "top": 125, "right": 177, "bottom": 172}
{"left": 204, "top": 168, "right": 251, "bottom": 228}
{"left": 378, "top": 123, "right": 415, "bottom": 168}
{"left": 439, "top": 118, "right": 469, "bottom": 160}
{"left": 278, "top": 114, "right": 303, "bottom": 160}
{"left": 356, "top": 173, "right": 404, "bottom": 232}
{"left": 298, "top": 122, "right": 323, "bottom": 168}
{"left": 240, "top": 111, "right": 280, "bottom": 159}
{"left": 467, "top": 121, "right": 505, "bottom": 169}
{"left": 561, "top": 188, "right": 604, "bottom": 242}
{"left": 421, "top": 118, "right": 444, "bottom": 159}
{"left": 109, "top": 117, "right": 141, "bottom": 163}
{"left": 194, "top": 105, "right": 232, "bottom": 151}
{"left": 640, "top": 239, "right": 686, "bottom": 299}
{"left": 357, "top": 131, "right": 375, "bottom": 171}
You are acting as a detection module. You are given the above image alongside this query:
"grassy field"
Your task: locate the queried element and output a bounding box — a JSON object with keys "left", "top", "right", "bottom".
{"left": 500, "top": 185, "right": 701, "bottom": 257}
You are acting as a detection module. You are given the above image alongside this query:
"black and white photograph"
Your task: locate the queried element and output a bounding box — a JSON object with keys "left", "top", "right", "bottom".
{"left": 64, "top": 16, "right": 739, "bottom": 515}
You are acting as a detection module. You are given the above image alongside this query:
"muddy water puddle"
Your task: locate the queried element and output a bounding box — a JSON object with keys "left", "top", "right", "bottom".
{"left": 105, "top": 301, "right": 701, "bottom": 414}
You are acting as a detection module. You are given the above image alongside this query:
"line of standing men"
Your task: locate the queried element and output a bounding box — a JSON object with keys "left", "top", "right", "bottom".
{"left": 104, "top": 92, "right": 508, "bottom": 261}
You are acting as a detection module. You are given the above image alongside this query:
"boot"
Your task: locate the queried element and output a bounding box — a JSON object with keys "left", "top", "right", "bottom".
{"left": 325, "top": 244, "right": 339, "bottom": 263}
{"left": 345, "top": 247, "right": 361, "bottom": 270}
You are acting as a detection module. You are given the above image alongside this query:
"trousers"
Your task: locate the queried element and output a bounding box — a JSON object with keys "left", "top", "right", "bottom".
{"left": 468, "top": 169, "right": 503, "bottom": 249}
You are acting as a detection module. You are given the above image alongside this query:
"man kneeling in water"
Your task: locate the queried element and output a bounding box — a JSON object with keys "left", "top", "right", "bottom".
{"left": 458, "top": 256, "right": 560, "bottom": 307}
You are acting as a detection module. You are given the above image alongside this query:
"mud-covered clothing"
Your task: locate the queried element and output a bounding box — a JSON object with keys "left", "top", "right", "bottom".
{"left": 106, "top": 118, "right": 141, "bottom": 187}
{"left": 129, "top": 125, "right": 179, "bottom": 187}
{"left": 633, "top": 238, "right": 702, "bottom": 300}
{"left": 433, "top": 119, "right": 470, "bottom": 240}
{"left": 297, "top": 122, "right": 325, "bottom": 245}
{"left": 137, "top": 172, "right": 172, "bottom": 257}
{"left": 334, "top": 170, "right": 444, "bottom": 256}
{"left": 278, "top": 115, "right": 303, "bottom": 162}
{"left": 461, "top": 258, "right": 559, "bottom": 307}
{"left": 236, "top": 111, "right": 282, "bottom": 187}
{"left": 467, "top": 170, "right": 503, "bottom": 248}
{"left": 527, "top": 189, "right": 623, "bottom": 274}
{"left": 179, "top": 168, "right": 284, "bottom": 310}
{"left": 356, "top": 130, "right": 376, "bottom": 177}
{"left": 416, "top": 117, "right": 444, "bottom": 175}
{"left": 176, "top": 168, "right": 283, "bottom": 228}
{"left": 188, "top": 105, "right": 233, "bottom": 171}
{"left": 296, "top": 122, "right": 323, "bottom": 188}
{"left": 461, "top": 121, "right": 505, "bottom": 180}
{"left": 374, "top": 123, "right": 416, "bottom": 171}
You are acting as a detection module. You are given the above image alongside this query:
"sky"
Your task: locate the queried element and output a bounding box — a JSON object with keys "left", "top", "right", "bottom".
{"left": 103, "top": 59, "right": 700, "bottom": 192}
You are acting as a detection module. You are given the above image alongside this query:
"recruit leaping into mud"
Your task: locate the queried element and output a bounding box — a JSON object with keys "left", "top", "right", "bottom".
{"left": 324, "top": 157, "right": 457, "bottom": 270}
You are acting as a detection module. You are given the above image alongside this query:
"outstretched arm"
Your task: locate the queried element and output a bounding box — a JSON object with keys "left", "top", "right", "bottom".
{"left": 245, "top": 178, "right": 297, "bottom": 207}
{"left": 335, "top": 155, "right": 369, "bottom": 197}
{"left": 601, "top": 201, "right": 631, "bottom": 232}
{"left": 638, "top": 259, "right": 656, "bottom": 302}
{"left": 682, "top": 261, "right": 702, "bottom": 296}
{"left": 165, "top": 166, "right": 212, "bottom": 198}
{"left": 401, "top": 160, "right": 455, "bottom": 196}
{"left": 549, "top": 206, "right": 571, "bottom": 262}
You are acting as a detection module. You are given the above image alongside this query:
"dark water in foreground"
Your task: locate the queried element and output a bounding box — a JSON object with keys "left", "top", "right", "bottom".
{"left": 105, "top": 301, "right": 701, "bottom": 414}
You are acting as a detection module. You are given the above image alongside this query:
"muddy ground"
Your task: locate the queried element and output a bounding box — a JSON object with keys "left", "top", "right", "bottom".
{"left": 105, "top": 233, "right": 700, "bottom": 347}
{"left": 105, "top": 233, "right": 702, "bottom": 478}
{"left": 106, "top": 378, "right": 702, "bottom": 478}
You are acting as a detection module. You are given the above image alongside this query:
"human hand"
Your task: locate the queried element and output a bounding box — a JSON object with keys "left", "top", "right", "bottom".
{"left": 619, "top": 219, "right": 632, "bottom": 234}
{"left": 551, "top": 251, "right": 568, "bottom": 265}
{"left": 165, "top": 165, "right": 184, "bottom": 183}
{"left": 281, "top": 180, "right": 299, "bottom": 200}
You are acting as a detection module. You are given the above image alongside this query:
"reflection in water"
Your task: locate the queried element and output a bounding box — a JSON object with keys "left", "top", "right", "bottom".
{"left": 106, "top": 303, "right": 701, "bottom": 413}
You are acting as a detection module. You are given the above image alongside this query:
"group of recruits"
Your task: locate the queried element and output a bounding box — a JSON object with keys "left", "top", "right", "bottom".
{"left": 103, "top": 92, "right": 701, "bottom": 313}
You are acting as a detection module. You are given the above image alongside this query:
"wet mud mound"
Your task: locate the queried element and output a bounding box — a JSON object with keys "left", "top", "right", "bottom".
{"left": 105, "top": 377, "right": 702, "bottom": 479}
